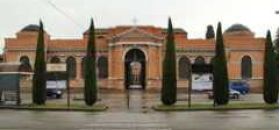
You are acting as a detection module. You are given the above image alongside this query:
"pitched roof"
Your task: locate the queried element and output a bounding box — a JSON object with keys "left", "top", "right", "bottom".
{"left": 83, "top": 25, "right": 188, "bottom": 36}
{"left": 162, "top": 28, "right": 187, "bottom": 34}
{"left": 176, "top": 39, "right": 215, "bottom": 50}
{"left": 83, "top": 28, "right": 108, "bottom": 35}
{"left": 111, "top": 27, "right": 163, "bottom": 40}
{"left": 48, "top": 39, "right": 85, "bottom": 49}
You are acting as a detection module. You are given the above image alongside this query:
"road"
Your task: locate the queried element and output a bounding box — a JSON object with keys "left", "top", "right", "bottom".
{"left": 1, "top": 90, "right": 278, "bottom": 130}
{"left": 0, "top": 109, "right": 278, "bottom": 130}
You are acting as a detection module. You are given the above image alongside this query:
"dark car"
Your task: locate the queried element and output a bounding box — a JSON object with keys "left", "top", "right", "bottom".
{"left": 46, "top": 80, "right": 66, "bottom": 99}
{"left": 230, "top": 81, "right": 250, "bottom": 94}
{"left": 46, "top": 88, "right": 63, "bottom": 99}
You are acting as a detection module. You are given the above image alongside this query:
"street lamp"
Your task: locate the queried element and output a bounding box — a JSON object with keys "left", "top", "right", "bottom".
{"left": 188, "top": 64, "right": 192, "bottom": 108}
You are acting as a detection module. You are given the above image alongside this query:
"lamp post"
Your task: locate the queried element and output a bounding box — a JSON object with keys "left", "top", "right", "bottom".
{"left": 188, "top": 64, "right": 192, "bottom": 108}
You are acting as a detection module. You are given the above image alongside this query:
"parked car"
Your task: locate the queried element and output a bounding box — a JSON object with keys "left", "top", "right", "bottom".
{"left": 46, "top": 80, "right": 66, "bottom": 99}
{"left": 208, "top": 89, "right": 241, "bottom": 99}
{"left": 229, "top": 89, "right": 241, "bottom": 99}
{"left": 46, "top": 88, "right": 63, "bottom": 99}
{"left": 230, "top": 81, "right": 250, "bottom": 94}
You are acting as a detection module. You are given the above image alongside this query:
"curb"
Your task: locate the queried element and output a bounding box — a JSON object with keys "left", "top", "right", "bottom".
{"left": 0, "top": 106, "right": 109, "bottom": 112}
{"left": 152, "top": 106, "right": 279, "bottom": 112}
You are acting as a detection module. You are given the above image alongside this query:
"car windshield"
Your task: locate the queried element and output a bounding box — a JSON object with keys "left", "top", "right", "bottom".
{"left": 232, "top": 82, "right": 242, "bottom": 86}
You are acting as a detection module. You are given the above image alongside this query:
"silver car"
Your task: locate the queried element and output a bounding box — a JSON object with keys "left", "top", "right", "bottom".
{"left": 208, "top": 89, "right": 241, "bottom": 99}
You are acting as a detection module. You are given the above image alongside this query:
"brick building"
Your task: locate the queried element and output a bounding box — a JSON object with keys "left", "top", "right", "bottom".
{"left": 3, "top": 24, "right": 265, "bottom": 92}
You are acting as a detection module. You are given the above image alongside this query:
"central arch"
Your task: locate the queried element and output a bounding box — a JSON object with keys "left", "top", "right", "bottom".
{"left": 124, "top": 49, "right": 146, "bottom": 90}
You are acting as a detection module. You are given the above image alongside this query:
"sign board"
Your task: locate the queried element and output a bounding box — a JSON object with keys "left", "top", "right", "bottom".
{"left": 47, "top": 80, "right": 67, "bottom": 89}
{"left": 47, "top": 64, "right": 66, "bottom": 72}
{"left": 192, "top": 73, "right": 213, "bottom": 91}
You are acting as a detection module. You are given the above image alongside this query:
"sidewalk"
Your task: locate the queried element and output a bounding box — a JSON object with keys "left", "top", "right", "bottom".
{"left": 2, "top": 90, "right": 266, "bottom": 112}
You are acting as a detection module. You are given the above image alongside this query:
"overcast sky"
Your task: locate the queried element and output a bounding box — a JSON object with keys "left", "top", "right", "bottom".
{"left": 0, "top": 0, "right": 279, "bottom": 53}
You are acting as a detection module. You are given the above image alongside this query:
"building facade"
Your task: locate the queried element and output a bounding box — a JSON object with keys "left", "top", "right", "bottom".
{"left": 3, "top": 24, "right": 265, "bottom": 92}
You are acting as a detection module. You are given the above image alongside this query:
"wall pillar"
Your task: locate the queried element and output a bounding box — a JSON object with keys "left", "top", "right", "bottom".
{"left": 76, "top": 57, "right": 82, "bottom": 80}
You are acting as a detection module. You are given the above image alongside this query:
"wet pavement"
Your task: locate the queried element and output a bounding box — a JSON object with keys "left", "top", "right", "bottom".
{"left": 0, "top": 109, "right": 278, "bottom": 130}
{"left": 0, "top": 90, "right": 278, "bottom": 130}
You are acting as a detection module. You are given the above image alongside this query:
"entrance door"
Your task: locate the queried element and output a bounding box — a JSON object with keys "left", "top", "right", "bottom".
{"left": 124, "top": 49, "right": 146, "bottom": 90}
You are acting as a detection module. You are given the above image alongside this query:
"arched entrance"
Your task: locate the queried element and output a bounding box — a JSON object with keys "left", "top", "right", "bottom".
{"left": 192, "top": 56, "right": 213, "bottom": 91}
{"left": 124, "top": 49, "right": 146, "bottom": 90}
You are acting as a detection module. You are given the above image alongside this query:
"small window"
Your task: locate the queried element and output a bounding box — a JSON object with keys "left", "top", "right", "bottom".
{"left": 19, "top": 56, "right": 32, "bottom": 72}
{"left": 66, "top": 57, "right": 76, "bottom": 79}
{"left": 97, "top": 56, "right": 108, "bottom": 79}
{"left": 241, "top": 56, "right": 252, "bottom": 79}
{"left": 178, "top": 56, "right": 191, "bottom": 79}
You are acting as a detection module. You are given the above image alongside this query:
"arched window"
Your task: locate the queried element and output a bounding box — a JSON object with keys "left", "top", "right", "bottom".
{"left": 241, "top": 56, "right": 252, "bottom": 79}
{"left": 20, "top": 56, "right": 30, "bottom": 65}
{"left": 97, "top": 56, "right": 108, "bottom": 79}
{"left": 81, "top": 57, "right": 86, "bottom": 79}
{"left": 66, "top": 57, "right": 76, "bottom": 79}
{"left": 178, "top": 56, "right": 191, "bottom": 79}
{"left": 50, "top": 56, "right": 61, "bottom": 63}
{"left": 194, "top": 56, "right": 206, "bottom": 65}
{"left": 19, "top": 56, "right": 32, "bottom": 72}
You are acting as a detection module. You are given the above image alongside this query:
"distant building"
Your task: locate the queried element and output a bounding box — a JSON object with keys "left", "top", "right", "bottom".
{"left": 3, "top": 24, "right": 265, "bottom": 92}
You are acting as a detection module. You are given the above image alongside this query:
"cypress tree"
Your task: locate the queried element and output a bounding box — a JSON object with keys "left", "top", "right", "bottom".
{"left": 263, "top": 30, "right": 278, "bottom": 104}
{"left": 274, "top": 28, "right": 279, "bottom": 53}
{"left": 274, "top": 28, "right": 279, "bottom": 96}
{"left": 206, "top": 25, "right": 215, "bottom": 39}
{"left": 84, "top": 18, "right": 97, "bottom": 106}
{"left": 32, "top": 20, "right": 46, "bottom": 105}
{"left": 275, "top": 29, "right": 279, "bottom": 98}
{"left": 161, "top": 18, "right": 177, "bottom": 105}
{"left": 213, "top": 22, "right": 229, "bottom": 105}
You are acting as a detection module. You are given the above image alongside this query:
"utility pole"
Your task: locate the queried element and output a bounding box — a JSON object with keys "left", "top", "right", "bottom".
{"left": 126, "top": 89, "right": 130, "bottom": 109}
{"left": 66, "top": 71, "right": 70, "bottom": 108}
{"left": 188, "top": 65, "right": 192, "bottom": 108}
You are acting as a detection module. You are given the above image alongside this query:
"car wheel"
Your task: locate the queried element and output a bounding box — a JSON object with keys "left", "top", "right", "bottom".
{"left": 56, "top": 94, "right": 61, "bottom": 99}
{"left": 233, "top": 94, "right": 239, "bottom": 99}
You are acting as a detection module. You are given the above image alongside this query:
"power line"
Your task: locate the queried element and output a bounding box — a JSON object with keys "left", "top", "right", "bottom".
{"left": 38, "top": 0, "right": 84, "bottom": 29}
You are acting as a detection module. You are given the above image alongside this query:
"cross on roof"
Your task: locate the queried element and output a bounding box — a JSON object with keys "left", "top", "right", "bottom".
{"left": 132, "top": 17, "right": 138, "bottom": 26}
